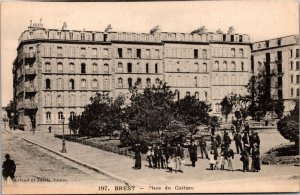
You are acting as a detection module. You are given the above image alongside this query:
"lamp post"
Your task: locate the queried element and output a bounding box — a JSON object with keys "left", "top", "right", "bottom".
{"left": 61, "top": 116, "right": 67, "bottom": 153}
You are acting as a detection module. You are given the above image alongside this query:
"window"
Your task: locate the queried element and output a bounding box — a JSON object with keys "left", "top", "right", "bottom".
{"left": 69, "top": 32, "right": 73, "bottom": 40}
{"left": 223, "top": 34, "right": 226, "bottom": 41}
{"left": 146, "top": 78, "right": 151, "bottom": 87}
{"left": 92, "top": 79, "right": 98, "bottom": 89}
{"left": 297, "top": 88, "right": 300, "bottom": 97}
{"left": 223, "top": 61, "right": 228, "bottom": 71}
{"left": 81, "top": 48, "right": 86, "bottom": 57}
{"left": 194, "top": 49, "right": 198, "bottom": 58}
{"left": 69, "top": 62, "right": 75, "bottom": 73}
{"left": 277, "top": 39, "right": 281, "bottom": 46}
{"left": 57, "top": 32, "right": 61, "bottom": 39}
{"left": 127, "top": 63, "right": 132, "bottom": 73}
{"left": 118, "top": 78, "right": 123, "bottom": 88}
{"left": 69, "top": 47, "right": 75, "bottom": 57}
{"left": 46, "top": 79, "right": 51, "bottom": 89}
{"left": 45, "top": 47, "right": 51, "bottom": 57}
{"left": 155, "top": 78, "right": 160, "bottom": 85}
{"left": 230, "top": 35, "right": 234, "bottom": 42}
{"left": 137, "top": 49, "right": 141, "bottom": 58}
{"left": 239, "top": 35, "right": 243, "bottom": 42}
{"left": 195, "top": 92, "right": 199, "bottom": 100}
{"left": 296, "top": 49, "right": 299, "bottom": 58}
{"left": 45, "top": 31, "right": 49, "bottom": 38}
{"left": 118, "top": 48, "right": 123, "bottom": 58}
{"left": 104, "top": 34, "right": 107, "bottom": 42}
{"left": 155, "top": 63, "right": 158, "bottom": 73}
{"left": 290, "top": 50, "right": 293, "bottom": 57}
{"left": 176, "top": 90, "right": 180, "bottom": 100}
{"left": 57, "top": 78, "right": 63, "bottom": 90}
{"left": 291, "top": 88, "right": 294, "bottom": 97}
{"left": 81, "top": 33, "right": 85, "bottom": 40}
{"left": 81, "top": 63, "right": 86, "bottom": 73}
{"left": 57, "top": 62, "right": 63, "bottom": 73}
{"left": 239, "top": 49, "right": 244, "bottom": 57}
{"left": 265, "top": 41, "right": 270, "bottom": 48}
{"left": 70, "top": 95, "right": 75, "bottom": 106}
{"left": 58, "top": 111, "right": 64, "bottom": 123}
{"left": 128, "top": 78, "right": 132, "bottom": 88}
{"left": 45, "top": 62, "right": 51, "bottom": 73}
{"left": 92, "top": 48, "right": 97, "bottom": 58}
{"left": 186, "top": 92, "right": 191, "bottom": 97}
{"left": 230, "top": 61, "right": 236, "bottom": 71}
{"left": 146, "top": 63, "right": 149, "bottom": 73}
{"left": 291, "top": 62, "right": 293, "bottom": 70}
{"left": 69, "top": 79, "right": 75, "bottom": 90}
{"left": 241, "top": 62, "right": 244, "bottom": 71}
{"left": 46, "top": 112, "right": 51, "bottom": 123}
{"left": 215, "top": 103, "right": 221, "bottom": 112}
{"left": 204, "top": 91, "right": 208, "bottom": 101}
{"left": 203, "top": 63, "right": 207, "bottom": 73}
{"left": 70, "top": 111, "right": 75, "bottom": 119}
{"left": 57, "top": 47, "right": 62, "bottom": 57}
{"left": 231, "top": 48, "right": 235, "bottom": 57}
{"left": 103, "top": 48, "right": 109, "bottom": 58}
{"left": 104, "top": 64, "right": 109, "bottom": 74}
{"left": 155, "top": 49, "right": 160, "bottom": 58}
{"left": 104, "top": 79, "right": 109, "bottom": 90}
{"left": 118, "top": 62, "right": 123, "bottom": 73}
{"left": 92, "top": 63, "right": 98, "bottom": 73}
{"left": 57, "top": 94, "right": 64, "bottom": 106}
{"left": 291, "top": 75, "right": 294, "bottom": 83}
{"left": 202, "top": 49, "right": 207, "bottom": 59}
{"left": 296, "top": 61, "right": 299, "bottom": 70}
{"left": 127, "top": 48, "right": 132, "bottom": 58}
{"left": 214, "top": 61, "right": 219, "bottom": 71}
{"left": 136, "top": 78, "right": 142, "bottom": 88}
{"left": 297, "top": 75, "right": 300, "bottom": 84}
{"left": 145, "top": 49, "right": 150, "bottom": 58}
{"left": 81, "top": 79, "right": 87, "bottom": 89}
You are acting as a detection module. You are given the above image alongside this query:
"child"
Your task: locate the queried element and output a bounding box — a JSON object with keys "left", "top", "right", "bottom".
{"left": 220, "top": 152, "right": 226, "bottom": 170}
{"left": 227, "top": 148, "right": 235, "bottom": 171}
{"left": 214, "top": 156, "right": 220, "bottom": 170}
{"left": 209, "top": 151, "right": 215, "bottom": 170}
{"left": 167, "top": 154, "right": 175, "bottom": 173}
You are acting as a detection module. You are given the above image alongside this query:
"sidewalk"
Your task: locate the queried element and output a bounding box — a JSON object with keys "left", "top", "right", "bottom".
{"left": 10, "top": 129, "right": 299, "bottom": 186}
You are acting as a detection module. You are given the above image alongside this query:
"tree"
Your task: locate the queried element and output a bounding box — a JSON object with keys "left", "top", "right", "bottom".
{"left": 277, "top": 100, "right": 299, "bottom": 149}
{"left": 274, "top": 100, "right": 285, "bottom": 119}
{"left": 220, "top": 96, "right": 233, "bottom": 122}
{"left": 173, "top": 95, "right": 211, "bottom": 136}
{"left": 68, "top": 114, "right": 81, "bottom": 134}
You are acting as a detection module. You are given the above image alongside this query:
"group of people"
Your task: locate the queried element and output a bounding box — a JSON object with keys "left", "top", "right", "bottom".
{"left": 133, "top": 123, "right": 262, "bottom": 173}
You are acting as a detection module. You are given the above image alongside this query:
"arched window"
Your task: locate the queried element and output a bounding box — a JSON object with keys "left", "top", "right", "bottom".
{"left": 81, "top": 63, "right": 86, "bottom": 73}
{"left": 291, "top": 88, "right": 294, "bottom": 96}
{"left": 57, "top": 62, "right": 63, "bottom": 73}
{"left": 136, "top": 78, "right": 142, "bottom": 88}
{"left": 104, "top": 63, "right": 109, "bottom": 74}
{"left": 46, "top": 111, "right": 51, "bottom": 123}
{"left": 57, "top": 94, "right": 63, "bottom": 106}
{"left": 155, "top": 78, "right": 160, "bottom": 85}
{"left": 57, "top": 78, "right": 63, "bottom": 90}
{"left": 195, "top": 62, "right": 199, "bottom": 72}
{"left": 214, "top": 61, "right": 219, "bottom": 71}
{"left": 241, "top": 62, "right": 244, "bottom": 71}
{"left": 146, "top": 63, "right": 149, "bottom": 73}
{"left": 69, "top": 62, "right": 75, "bottom": 73}
{"left": 118, "top": 62, "right": 123, "bottom": 73}
{"left": 118, "top": 78, "right": 123, "bottom": 88}
{"left": 155, "top": 63, "right": 158, "bottom": 73}
{"left": 224, "top": 74, "right": 228, "bottom": 85}
{"left": 203, "top": 63, "right": 207, "bottom": 73}
{"left": 92, "top": 79, "right": 98, "bottom": 89}
{"left": 146, "top": 78, "right": 151, "bottom": 87}
{"left": 81, "top": 79, "right": 86, "bottom": 89}
{"left": 195, "top": 92, "right": 199, "bottom": 100}
{"left": 230, "top": 61, "right": 236, "bottom": 71}
{"left": 127, "top": 63, "right": 132, "bottom": 73}
{"left": 58, "top": 111, "right": 64, "bottom": 123}
{"left": 128, "top": 78, "right": 132, "bottom": 88}
{"left": 69, "top": 79, "right": 75, "bottom": 90}
{"left": 45, "top": 62, "right": 51, "bottom": 72}
{"left": 92, "top": 63, "right": 98, "bottom": 73}
{"left": 46, "top": 78, "right": 51, "bottom": 89}
{"left": 136, "top": 62, "right": 141, "bottom": 73}
{"left": 70, "top": 111, "right": 75, "bottom": 120}
{"left": 186, "top": 91, "right": 191, "bottom": 97}
{"left": 223, "top": 61, "right": 228, "bottom": 71}
{"left": 297, "top": 88, "right": 299, "bottom": 97}
{"left": 204, "top": 91, "right": 208, "bottom": 101}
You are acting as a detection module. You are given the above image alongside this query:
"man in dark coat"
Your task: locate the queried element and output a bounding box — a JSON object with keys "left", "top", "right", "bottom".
{"left": 174, "top": 143, "right": 184, "bottom": 173}
{"left": 242, "top": 131, "right": 250, "bottom": 153}
{"left": 2, "top": 154, "right": 16, "bottom": 183}
{"left": 133, "top": 144, "right": 142, "bottom": 169}
{"left": 154, "top": 145, "right": 162, "bottom": 169}
{"left": 241, "top": 146, "right": 250, "bottom": 172}
{"left": 164, "top": 143, "right": 173, "bottom": 168}
{"left": 234, "top": 132, "right": 243, "bottom": 154}
{"left": 216, "top": 134, "right": 222, "bottom": 148}
{"left": 252, "top": 132, "right": 261, "bottom": 151}
{"left": 223, "top": 131, "right": 231, "bottom": 148}
{"left": 211, "top": 136, "right": 219, "bottom": 160}
{"left": 199, "top": 136, "right": 209, "bottom": 159}
{"left": 188, "top": 140, "right": 197, "bottom": 167}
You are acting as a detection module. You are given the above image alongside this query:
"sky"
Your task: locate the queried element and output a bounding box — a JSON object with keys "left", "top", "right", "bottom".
{"left": 1, "top": 0, "right": 299, "bottom": 106}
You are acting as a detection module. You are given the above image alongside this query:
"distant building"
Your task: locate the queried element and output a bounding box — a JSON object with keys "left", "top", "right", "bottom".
{"left": 251, "top": 35, "right": 299, "bottom": 114}
{"left": 13, "top": 20, "right": 251, "bottom": 131}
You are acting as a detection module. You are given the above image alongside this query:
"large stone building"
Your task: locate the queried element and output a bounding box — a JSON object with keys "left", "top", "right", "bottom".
{"left": 13, "top": 20, "right": 252, "bottom": 131}
{"left": 251, "top": 35, "right": 299, "bottom": 113}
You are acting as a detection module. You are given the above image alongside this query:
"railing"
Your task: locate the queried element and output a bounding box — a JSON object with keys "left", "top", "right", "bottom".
{"left": 25, "top": 68, "right": 36, "bottom": 75}
{"left": 24, "top": 52, "right": 36, "bottom": 59}
{"left": 23, "top": 102, "right": 37, "bottom": 109}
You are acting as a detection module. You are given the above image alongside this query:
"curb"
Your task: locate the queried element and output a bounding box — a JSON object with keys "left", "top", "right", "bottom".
{"left": 4, "top": 129, "right": 138, "bottom": 187}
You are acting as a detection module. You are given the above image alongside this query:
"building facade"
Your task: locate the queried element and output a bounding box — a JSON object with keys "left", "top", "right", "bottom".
{"left": 13, "top": 21, "right": 251, "bottom": 131}
{"left": 251, "top": 35, "right": 299, "bottom": 113}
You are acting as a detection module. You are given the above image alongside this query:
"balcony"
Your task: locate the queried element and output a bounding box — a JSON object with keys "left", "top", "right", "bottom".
{"left": 23, "top": 101, "right": 37, "bottom": 110}
{"left": 25, "top": 83, "right": 37, "bottom": 93}
{"left": 24, "top": 52, "right": 36, "bottom": 59}
{"left": 25, "top": 68, "right": 36, "bottom": 75}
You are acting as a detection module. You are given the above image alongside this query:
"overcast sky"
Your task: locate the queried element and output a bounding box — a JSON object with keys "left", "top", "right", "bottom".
{"left": 1, "top": 0, "right": 299, "bottom": 106}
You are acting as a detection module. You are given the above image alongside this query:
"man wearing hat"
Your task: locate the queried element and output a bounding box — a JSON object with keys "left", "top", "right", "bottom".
{"left": 211, "top": 136, "right": 219, "bottom": 160}
{"left": 188, "top": 140, "right": 197, "bottom": 167}
{"left": 241, "top": 146, "right": 250, "bottom": 172}
{"left": 199, "top": 136, "right": 209, "bottom": 159}
{"left": 174, "top": 143, "right": 184, "bottom": 173}
{"left": 234, "top": 132, "right": 243, "bottom": 154}
{"left": 2, "top": 154, "right": 16, "bottom": 183}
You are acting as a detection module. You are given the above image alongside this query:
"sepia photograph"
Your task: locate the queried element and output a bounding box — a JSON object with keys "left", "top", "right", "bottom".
{"left": 1, "top": 0, "right": 299, "bottom": 194}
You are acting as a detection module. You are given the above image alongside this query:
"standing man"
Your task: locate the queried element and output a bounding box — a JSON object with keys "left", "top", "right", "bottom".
{"left": 188, "top": 140, "right": 197, "bottom": 167}
{"left": 211, "top": 136, "right": 219, "bottom": 160}
{"left": 174, "top": 143, "right": 184, "bottom": 173}
{"left": 2, "top": 154, "right": 16, "bottom": 183}
{"left": 199, "top": 136, "right": 209, "bottom": 159}
{"left": 164, "top": 143, "right": 173, "bottom": 168}
{"left": 242, "top": 131, "right": 250, "bottom": 153}
{"left": 48, "top": 126, "right": 52, "bottom": 133}
{"left": 133, "top": 144, "right": 142, "bottom": 169}
{"left": 223, "top": 131, "right": 231, "bottom": 148}
{"left": 234, "top": 132, "right": 243, "bottom": 154}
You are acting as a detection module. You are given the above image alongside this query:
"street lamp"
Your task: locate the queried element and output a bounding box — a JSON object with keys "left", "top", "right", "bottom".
{"left": 61, "top": 116, "right": 67, "bottom": 153}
